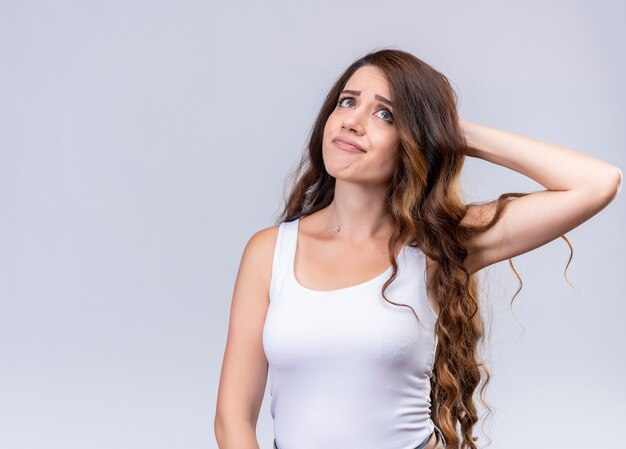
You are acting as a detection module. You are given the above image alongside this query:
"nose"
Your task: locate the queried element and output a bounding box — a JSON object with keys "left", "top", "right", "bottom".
{"left": 341, "top": 106, "right": 367, "bottom": 134}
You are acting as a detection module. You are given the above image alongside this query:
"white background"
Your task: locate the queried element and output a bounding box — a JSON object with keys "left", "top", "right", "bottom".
{"left": 1, "top": 1, "right": 624, "bottom": 448}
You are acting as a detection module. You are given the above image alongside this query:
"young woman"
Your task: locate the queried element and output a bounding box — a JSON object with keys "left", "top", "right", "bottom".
{"left": 214, "top": 48, "right": 622, "bottom": 449}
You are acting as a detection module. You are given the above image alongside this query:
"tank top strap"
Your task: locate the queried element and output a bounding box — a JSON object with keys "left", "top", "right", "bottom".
{"left": 269, "top": 218, "right": 299, "bottom": 301}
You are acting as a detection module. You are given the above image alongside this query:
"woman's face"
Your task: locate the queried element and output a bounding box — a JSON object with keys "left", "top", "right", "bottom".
{"left": 322, "top": 65, "right": 399, "bottom": 185}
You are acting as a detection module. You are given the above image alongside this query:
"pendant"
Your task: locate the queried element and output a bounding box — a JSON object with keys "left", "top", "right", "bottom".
{"left": 334, "top": 225, "right": 341, "bottom": 232}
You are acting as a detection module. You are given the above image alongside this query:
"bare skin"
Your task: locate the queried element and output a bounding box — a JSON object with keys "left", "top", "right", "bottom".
{"left": 294, "top": 210, "right": 441, "bottom": 318}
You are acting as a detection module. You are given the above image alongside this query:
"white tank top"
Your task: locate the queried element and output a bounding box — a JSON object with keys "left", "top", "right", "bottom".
{"left": 263, "top": 217, "right": 439, "bottom": 449}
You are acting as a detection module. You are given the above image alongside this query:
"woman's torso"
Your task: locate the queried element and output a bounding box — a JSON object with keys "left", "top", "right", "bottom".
{"left": 262, "top": 216, "right": 441, "bottom": 449}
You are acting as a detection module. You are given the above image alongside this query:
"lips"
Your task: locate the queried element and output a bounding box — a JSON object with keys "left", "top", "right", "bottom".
{"left": 333, "top": 137, "right": 366, "bottom": 153}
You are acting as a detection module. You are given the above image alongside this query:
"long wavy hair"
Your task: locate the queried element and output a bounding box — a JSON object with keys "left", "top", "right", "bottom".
{"left": 273, "top": 48, "right": 573, "bottom": 449}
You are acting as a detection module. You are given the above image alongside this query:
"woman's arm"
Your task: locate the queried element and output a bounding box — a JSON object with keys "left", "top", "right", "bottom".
{"left": 458, "top": 117, "right": 622, "bottom": 275}
{"left": 214, "top": 227, "right": 277, "bottom": 449}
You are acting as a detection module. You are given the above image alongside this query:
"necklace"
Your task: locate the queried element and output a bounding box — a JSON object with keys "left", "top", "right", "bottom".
{"left": 326, "top": 203, "right": 341, "bottom": 233}
{"left": 325, "top": 202, "right": 342, "bottom": 232}
{"left": 324, "top": 204, "right": 406, "bottom": 258}
{"left": 325, "top": 202, "right": 373, "bottom": 233}
{"left": 326, "top": 201, "right": 341, "bottom": 232}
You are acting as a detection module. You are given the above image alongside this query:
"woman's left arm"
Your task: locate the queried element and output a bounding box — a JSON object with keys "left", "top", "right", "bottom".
{"left": 459, "top": 117, "right": 622, "bottom": 275}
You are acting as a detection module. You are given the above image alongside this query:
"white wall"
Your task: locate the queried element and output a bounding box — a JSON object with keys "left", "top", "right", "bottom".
{"left": 1, "top": 1, "right": 624, "bottom": 448}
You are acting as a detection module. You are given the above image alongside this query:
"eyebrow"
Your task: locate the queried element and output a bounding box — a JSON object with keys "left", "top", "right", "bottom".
{"left": 340, "top": 89, "right": 394, "bottom": 107}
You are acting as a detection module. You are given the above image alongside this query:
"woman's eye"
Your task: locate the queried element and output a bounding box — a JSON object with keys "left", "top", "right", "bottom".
{"left": 337, "top": 96, "right": 354, "bottom": 107}
{"left": 377, "top": 109, "right": 394, "bottom": 122}
{"left": 337, "top": 96, "right": 394, "bottom": 123}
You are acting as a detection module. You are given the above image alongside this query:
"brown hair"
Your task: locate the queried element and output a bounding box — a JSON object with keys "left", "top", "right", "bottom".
{"left": 274, "top": 47, "right": 572, "bottom": 449}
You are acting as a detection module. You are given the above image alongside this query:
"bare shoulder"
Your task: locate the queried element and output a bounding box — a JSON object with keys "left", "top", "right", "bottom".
{"left": 238, "top": 224, "right": 281, "bottom": 302}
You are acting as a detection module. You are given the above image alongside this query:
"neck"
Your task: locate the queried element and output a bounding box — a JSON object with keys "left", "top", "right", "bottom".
{"left": 325, "top": 181, "right": 390, "bottom": 239}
